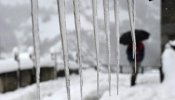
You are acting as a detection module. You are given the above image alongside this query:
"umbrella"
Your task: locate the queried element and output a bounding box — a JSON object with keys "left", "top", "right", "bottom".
{"left": 120, "top": 30, "right": 150, "bottom": 45}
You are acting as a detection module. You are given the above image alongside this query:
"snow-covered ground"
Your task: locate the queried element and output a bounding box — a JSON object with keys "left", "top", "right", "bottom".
{"left": 0, "top": 44, "right": 175, "bottom": 100}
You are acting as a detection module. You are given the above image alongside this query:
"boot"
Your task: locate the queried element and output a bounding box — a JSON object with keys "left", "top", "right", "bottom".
{"left": 131, "top": 75, "right": 136, "bottom": 86}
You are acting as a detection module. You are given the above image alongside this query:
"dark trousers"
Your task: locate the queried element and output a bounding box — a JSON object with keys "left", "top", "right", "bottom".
{"left": 130, "top": 62, "right": 140, "bottom": 86}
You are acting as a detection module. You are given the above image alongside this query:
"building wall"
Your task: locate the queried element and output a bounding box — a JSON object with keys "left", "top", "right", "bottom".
{"left": 0, "top": 77, "right": 4, "bottom": 92}
{"left": 162, "top": 0, "right": 175, "bottom": 51}
{"left": 3, "top": 72, "right": 18, "bottom": 92}
{"left": 20, "top": 70, "right": 33, "bottom": 87}
{"left": 40, "top": 67, "right": 55, "bottom": 82}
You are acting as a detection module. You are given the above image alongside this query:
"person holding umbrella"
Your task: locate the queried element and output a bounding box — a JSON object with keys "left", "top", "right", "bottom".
{"left": 127, "top": 42, "right": 145, "bottom": 86}
{"left": 120, "top": 29, "right": 150, "bottom": 86}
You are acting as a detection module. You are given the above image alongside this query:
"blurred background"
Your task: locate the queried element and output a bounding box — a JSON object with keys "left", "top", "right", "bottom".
{"left": 0, "top": 0, "right": 175, "bottom": 100}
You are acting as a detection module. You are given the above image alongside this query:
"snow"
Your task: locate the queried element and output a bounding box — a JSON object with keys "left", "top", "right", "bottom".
{"left": 28, "top": 46, "right": 34, "bottom": 55}
{"left": 40, "top": 56, "right": 54, "bottom": 67}
{"left": 12, "top": 47, "right": 19, "bottom": 55}
{"left": 0, "top": 52, "right": 84, "bottom": 74}
{"left": 0, "top": 53, "right": 55, "bottom": 74}
{"left": 101, "top": 43, "right": 175, "bottom": 100}
{"left": 73, "top": 0, "right": 83, "bottom": 99}
{"left": 92, "top": 0, "right": 100, "bottom": 98}
{"left": 19, "top": 53, "right": 33, "bottom": 70}
{"left": 114, "top": 0, "right": 120, "bottom": 94}
{"left": 0, "top": 46, "right": 175, "bottom": 100}
{"left": 56, "top": 61, "right": 82, "bottom": 71}
{"left": 0, "top": 43, "right": 175, "bottom": 100}
{"left": 57, "top": 0, "right": 71, "bottom": 99}
{"left": 0, "top": 53, "right": 34, "bottom": 74}
{"left": 80, "top": 15, "right": 93, "bottom": 30}
{"left": 31, "top": 0, "right": 41, "bottom": 99}
{"left": 127, "top": 0, "right": 137, "bottom": 72}
{"left": 103, "top": 0, "right": 112, "bottom": 95}
{"left": 66, "top": 14, "right": 75, "bottom": 31}
{"left": 50, "top": 47, "right": 57, "bottom": 54}
{"left": 162, "top": 44, "right": 175, "bottom": 85}
{"left": 0, "top": 58, "right": 18, "bottom": 74}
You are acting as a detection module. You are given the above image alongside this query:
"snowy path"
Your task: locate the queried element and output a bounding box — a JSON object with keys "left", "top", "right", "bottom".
{"left": 0, "top": 46, "right": 175, "bottom": 100}
{"left": 101, "top": 72, "right": 175, "bottom": 100}
{"left": 0, "top": 69, "right": 174, "bottom": 100}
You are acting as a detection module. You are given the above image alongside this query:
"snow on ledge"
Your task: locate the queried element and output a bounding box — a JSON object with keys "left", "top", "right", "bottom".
{"left": 0, "top": 58, "right": 18, "bottom": 74}
{"left": 19, "top": 53, "right": 33, "bottom": 70}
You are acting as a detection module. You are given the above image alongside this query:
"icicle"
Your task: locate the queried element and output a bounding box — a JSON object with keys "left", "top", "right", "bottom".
{"left": 114, "top": 0, "right": 120, "bottom": 95}
{"left": 73, "top": 0, "right": 83, "bottom": 99}
{"left": 132, "top": 0, "right": 137, "bottom": 72}
{"left": 30, "top": 0, "right": 41, "bottom": 100}
{"left": 92, "top": 0, "right": 100, "bottom": 99}
{"left": 103, "top": 0, "right": 111, "bottom": 96}
{"left": 127, "top": 0, "right": 137, "bottom": 73}
{"left": 56, "top": 0, "right": 71, "bottom": 100}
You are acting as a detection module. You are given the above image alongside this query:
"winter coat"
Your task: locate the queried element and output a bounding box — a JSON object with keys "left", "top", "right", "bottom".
{"left": 126, "top": 42, "right": 145, "bottom": 63}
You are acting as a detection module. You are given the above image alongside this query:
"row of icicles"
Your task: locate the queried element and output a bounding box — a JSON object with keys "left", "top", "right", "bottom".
{"left": 30, "top": 0, "right": 136, "bottom": 100}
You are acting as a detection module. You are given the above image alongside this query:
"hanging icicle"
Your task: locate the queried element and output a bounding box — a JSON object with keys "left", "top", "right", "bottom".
{"left": 127, "top": 0, "right": 137, "bottom": 73}
{"left": 56, "top": 0, "right": 71, "bottom": 100}
{"left": 92, "top": 0, "right": 100, "bottom": 99}
{"left": 103, "top": 0, "right": 111, "bottom": 96}
{"left": 114, "top": 0, "right": 120, "bottom": 95}
{"left": 73, "top": 0, "right": 83, "bottom": 99}
{"left": 30, "top": 0, "right": 41, "bottom": 100}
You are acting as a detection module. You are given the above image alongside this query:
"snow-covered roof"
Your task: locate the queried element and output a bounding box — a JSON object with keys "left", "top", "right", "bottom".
{"left": 56, "top": 61, "right": 91, "bottom": 71}
{"left": 19, "top": 53, "right": 33, "bottom": 70}
{"left": 0, "top": 58, "right": 18, "bottom": 74}
{"left": 0, "top": 53, "right": 34, "bottom": 74}
{"left": 57, "top": 61, "right": 77, "bottom": 71}
{"left": 0, "top": 52, "right": 92, "bottom": 74}
{"left": 0, "top": 53, "right": 55, "bottom": 74}
{"left": 40, "top": 57, "right": 54, "bottom": 67}
{"left": 28, "top": 46, "right": 34, "bottom": 55}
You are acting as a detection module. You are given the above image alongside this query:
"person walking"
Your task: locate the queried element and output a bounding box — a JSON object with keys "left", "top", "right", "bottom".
{"left": 126, "top": 42, "right": 145, "bottom": 86}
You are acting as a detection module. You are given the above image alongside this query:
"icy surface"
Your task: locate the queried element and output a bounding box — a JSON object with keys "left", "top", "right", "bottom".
{"left": 127, "top": 0, "right": 137, "bottom": 72}
{"left": 103, "top": 0, "right": 111, "bottom": 95}
{"left": 92, "top": 0, "right": 100, "bottom": 98}
{"left": 114, "top": 0, "right": 120, "bottom": 95}
{"left": 31, "top": 0, "right": 41, "bottom": 99}
{"left": 57, "top": 0, "right": 71, "bottom": 100}
{"left": 73, "top": 0, "right": 83, "bottom": 99}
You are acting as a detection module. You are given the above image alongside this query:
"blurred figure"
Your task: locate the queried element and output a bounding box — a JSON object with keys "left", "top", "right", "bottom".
{"left": 126, "top": 42, "right": 145, "bottom": 86}
{"left": 120, "top": 30, "right": 149, "bottom": 86}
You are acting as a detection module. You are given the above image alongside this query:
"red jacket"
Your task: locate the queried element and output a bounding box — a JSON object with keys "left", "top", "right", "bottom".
{"left": 126, "top": 42, "right": 145, "bottom": 62}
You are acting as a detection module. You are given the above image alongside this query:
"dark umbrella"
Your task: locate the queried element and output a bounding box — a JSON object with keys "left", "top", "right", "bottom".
{"left": 120, "top": 30, "right": 150, "bottom": 45}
